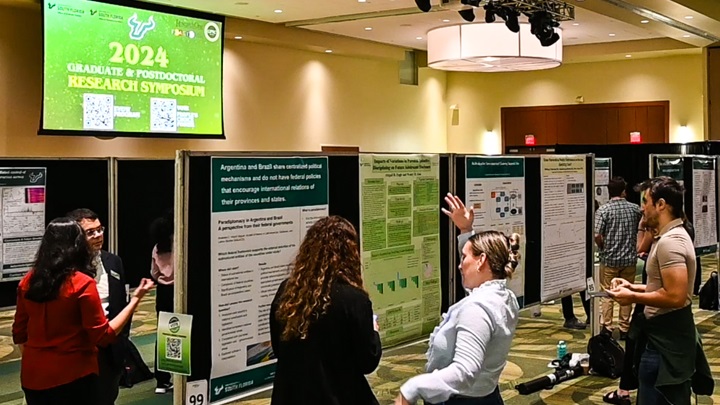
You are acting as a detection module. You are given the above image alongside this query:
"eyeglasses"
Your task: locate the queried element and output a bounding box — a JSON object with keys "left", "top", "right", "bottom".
{"left": 84, "top": 226, "right": 105, "bottom": 238}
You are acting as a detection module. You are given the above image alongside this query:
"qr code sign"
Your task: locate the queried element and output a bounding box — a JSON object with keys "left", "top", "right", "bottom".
{"left": 83, "top": 93, "right": 114, "bottom": 130}
{"left": 150, "top": 98, "right": 177, "bottom": 132}
{"left": 166, "top": 336, "right": 182, "bottom": 361}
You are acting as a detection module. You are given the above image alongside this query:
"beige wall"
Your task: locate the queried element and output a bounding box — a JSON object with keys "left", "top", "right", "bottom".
{"left": 0, "top": 5, "right": 447, "bottom": 158}
{"left": 446, "top": 53, "right": 705, "bottom": 154}
{"left": 0, "top": 5, "right": 708, "bottom": 158}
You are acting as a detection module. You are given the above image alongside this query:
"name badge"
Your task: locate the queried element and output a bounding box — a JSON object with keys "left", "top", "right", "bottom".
{"left": 110, "top": 270, "right": 120, "bottom": 280}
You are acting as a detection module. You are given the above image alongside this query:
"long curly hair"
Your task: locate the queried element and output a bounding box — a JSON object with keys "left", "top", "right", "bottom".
{"left": 25, "top": 217, "right": 94, "bottom": 302}
{"left": 275, "top": 216, "right": 366, "bottom": 341}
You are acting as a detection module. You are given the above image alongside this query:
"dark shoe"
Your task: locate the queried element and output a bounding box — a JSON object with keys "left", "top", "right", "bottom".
{"left": 155, "top": 383, "right": 173, "bottom": 394}
{"left": 603, "top": 390, "right": 631, "bottom": 405}
{"left": 619, "top": 331, "right": 628, "bottom": 341}
{"left": 563, "top": 318, "right": 587, "bottom": 330}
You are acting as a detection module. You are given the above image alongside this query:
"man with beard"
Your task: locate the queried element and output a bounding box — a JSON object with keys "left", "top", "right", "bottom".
{"left": 607, "top": 177, "right": 712, "bottom": 404}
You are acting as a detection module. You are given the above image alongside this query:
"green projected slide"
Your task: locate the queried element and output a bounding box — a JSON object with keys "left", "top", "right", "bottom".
{"left": 41, "top": 0, "right": 224, "bottom": 137}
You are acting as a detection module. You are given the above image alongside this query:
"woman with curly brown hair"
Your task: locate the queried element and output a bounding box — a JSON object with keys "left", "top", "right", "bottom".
{"left": 269, "top": 215, "right": 382, "bottom": 405}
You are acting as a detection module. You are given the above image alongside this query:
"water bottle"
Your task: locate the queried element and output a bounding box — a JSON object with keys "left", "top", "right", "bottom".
{"left": 557, "top": 340, "right": 567, "bottom": 360}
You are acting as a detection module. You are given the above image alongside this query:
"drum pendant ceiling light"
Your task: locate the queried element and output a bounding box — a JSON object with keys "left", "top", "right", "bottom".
{"left": 427, "top": 22, "right": 563, "bottom": 72}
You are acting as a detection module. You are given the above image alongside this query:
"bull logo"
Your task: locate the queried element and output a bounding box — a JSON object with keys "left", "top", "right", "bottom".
{"left": 128, "top": 13, "right": 156, "bottom": 40}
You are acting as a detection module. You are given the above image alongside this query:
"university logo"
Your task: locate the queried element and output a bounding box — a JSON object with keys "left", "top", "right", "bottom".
{"left": 128, "top": 13, "right": 156, "bottom": 40}
{"left": 168, "top": 316, "right": 181, "bottom": 333}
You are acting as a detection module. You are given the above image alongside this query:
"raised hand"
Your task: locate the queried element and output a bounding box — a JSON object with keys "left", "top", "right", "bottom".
{"left": 441, "top": 193, "right": 474, "bottom": 233}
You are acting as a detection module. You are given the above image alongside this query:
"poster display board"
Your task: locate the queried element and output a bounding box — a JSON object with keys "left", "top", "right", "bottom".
{"left": 594, "top": 158, "right": 611, "bottom": 206}
{"left": 209, "top": 156, "right": 329, "bottom": 402}
{"left": 540, "top": 156, "right": 587, "bottom": 301}
{"left": 0, "top": 168, "right": 47, "bottom": 281}
{"left": 359, "top": 154, "right": 441, "bottom": 346}
{"left": 692, "top": 157, "right": 718, "bottom": 254}
{"left": 464, "top": 156, "right": 526, "bottom": 306}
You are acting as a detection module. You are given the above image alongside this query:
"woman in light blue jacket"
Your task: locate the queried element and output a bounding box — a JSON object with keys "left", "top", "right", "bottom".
{"left": 396, "top": 194, "right": 520, "bottom": 405}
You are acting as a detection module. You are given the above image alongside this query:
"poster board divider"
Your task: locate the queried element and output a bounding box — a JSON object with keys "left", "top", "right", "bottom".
{"left": 447, "top": 155, "right": 458, "bottom": 306}
{"left": 173, "top": 150, "right": 190, "bottom": 405}
{"left": 523, "top": 157, "right": 541, "bottom": 307}
{"left": 587, "top": 155, "right": 600, "bottom": 337}
{"left": 109, "top": 158, "right": 118, "bottom": 254}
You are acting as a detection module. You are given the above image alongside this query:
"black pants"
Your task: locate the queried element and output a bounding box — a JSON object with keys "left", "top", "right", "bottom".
{"left": 560, "top": 291, "right": 590, "bottom": 321}
{"left": 24, "top": 374, "right": 98, "bottom": 405}
{"left": 98, "top": 346, "right": 123, "bottom": 405}
{"left": 155, "top": 282, "right": 174, "bottom": 386}
{"left": 427, "top": 387, "right": 503, "bottom": 405}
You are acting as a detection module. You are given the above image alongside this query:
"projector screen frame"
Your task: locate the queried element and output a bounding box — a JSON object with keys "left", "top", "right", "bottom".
{"left": 38, "top": 0, "right": 227, "bottom": 140}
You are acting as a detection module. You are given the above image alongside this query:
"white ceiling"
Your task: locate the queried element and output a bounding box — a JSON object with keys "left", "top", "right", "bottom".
{"left": 0, "top": 0, "right": 716, "bottom": 61}
{"left": 137, "top": 0, "right": 720, "bottom": 61}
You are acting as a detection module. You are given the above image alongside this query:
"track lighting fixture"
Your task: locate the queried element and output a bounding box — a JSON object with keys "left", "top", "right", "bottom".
{"left": 414, "top": 0, "right": 573, "bottom": 47}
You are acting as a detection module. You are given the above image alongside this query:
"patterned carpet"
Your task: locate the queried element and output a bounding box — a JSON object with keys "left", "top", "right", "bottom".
{"left": 0, "top": 257, "right": 718, "bottom": 405}
{"left": 234, "top": 298, "right": 720, "bottom": 405}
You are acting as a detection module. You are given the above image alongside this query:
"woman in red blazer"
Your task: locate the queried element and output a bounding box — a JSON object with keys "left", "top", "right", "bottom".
{"left": 12, "top": 217, "right": 155, "bottom": 405}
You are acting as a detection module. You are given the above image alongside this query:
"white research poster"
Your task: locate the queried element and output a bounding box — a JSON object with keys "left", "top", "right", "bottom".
{"left": 0, "top": 168, "right": 46, "bottom": 281}
{"left": 209, "top": 157, "right": 328, "bottom": 402}
{"left": 692, "top": 157, "right": 718, "bottom": 254}
{"left": 465, "top": 156, "right": 526, "bottom": 306}
{"left": 540, "top": 156, "right": 587, "bottom": 301}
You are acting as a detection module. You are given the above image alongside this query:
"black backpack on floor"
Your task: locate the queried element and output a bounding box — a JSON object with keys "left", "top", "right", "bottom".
{"left": 120, "top": 339, "right": 154, "bottom": 388}
{"left": 587, "top": 332, "right": 624, "bottom": 379}
{"left": 699, "top": 271, "right": 719, "bottom": 310}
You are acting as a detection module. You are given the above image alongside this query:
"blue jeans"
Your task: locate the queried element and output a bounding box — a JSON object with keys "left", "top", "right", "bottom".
{"left": 427, "top": 386, "right": 503, "bottom": 405}
{"left": 638, "top": 347, "right": 672, "bottom": 405}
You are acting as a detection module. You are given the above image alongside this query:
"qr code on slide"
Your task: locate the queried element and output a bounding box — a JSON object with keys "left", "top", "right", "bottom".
{"left": 83, "top": 93, "right": 114, "bottom": 130}
{"left": 150, "top": 97, "right": 177, "bottom": 132}
{"left": 166, "top": 336, "right": 182, "bottom": 361}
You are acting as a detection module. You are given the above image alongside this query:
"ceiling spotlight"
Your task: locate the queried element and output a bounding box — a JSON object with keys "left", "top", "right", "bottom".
{"left": 274, "top": 9, "right": 283, "bottom": 13}
{"left": 234, "top": 36, "right": 243, "bottom": 39}
{"left": 609, "top": 33, "right": 616, "bottom": 36}
{"left": 364, "top": 27, "right": 373, "bottom": 31}
{"left": 640, "top": 20, "right": 649, "bottom": 24}
{"left": 416, "top": 36, "right": 423, "bottom": 40}
{"left": 484, "top": 2, "right": 496, "bottom": 23}
{"left": 442, "top": 19, "right": 450, "bottom": 22}
{"left": 684, "top": 15, "right": 694, "bottom": 19}
{"left": 572, "top": 22, "right": 579, "bottom": 26}
{"left": 499, "top": 6, "right": 521, "bottom": 32}
{"left": 458, "top": 8, "right": 476, "bottom": 22}
{"left": 625, "top": 54, "right": 632, "bottom": 58}
{"left": 529, "top": 10, "right": 560, "bottom": 46}
{"left": 415, "top": 0, "right": 432, "bottom": 12}
{"left": 325, "top": 49, "right": 333, "bottom": 53}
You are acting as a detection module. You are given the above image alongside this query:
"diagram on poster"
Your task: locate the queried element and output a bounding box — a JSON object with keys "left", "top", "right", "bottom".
{"left": 540, "top": 156, "right": 587, "bottom": 301}
{"left": 209, "top": 157, "right": 329, "bottom": 403}
{"left": 465, "top": 157, "right": 526, "bottom": 305}
{"left": 0, "top": 168, "right": 47, "bottom": 282}
{"left": 360, "top": 154, "right": 441, "bottom": 346}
